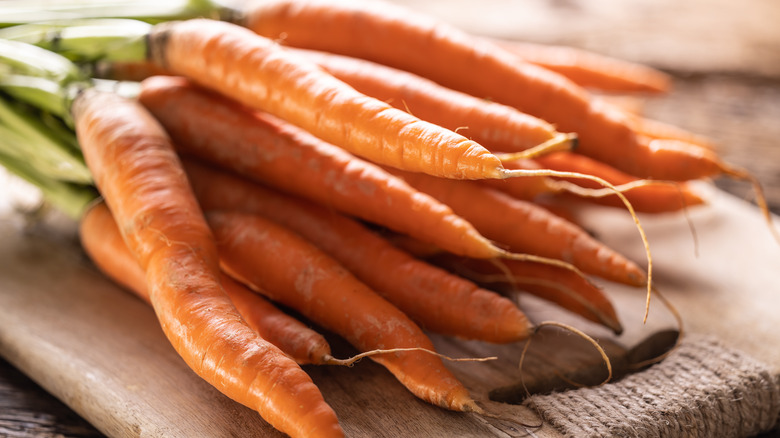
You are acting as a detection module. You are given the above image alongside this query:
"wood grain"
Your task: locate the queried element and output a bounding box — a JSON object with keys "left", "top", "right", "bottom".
{"left": 0, "top": 355, "right": 102, "bottom": 438}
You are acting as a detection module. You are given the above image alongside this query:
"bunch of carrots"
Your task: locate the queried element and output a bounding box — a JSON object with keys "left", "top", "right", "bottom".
{"left": 0, "top": 0, "right": 773, "bottom": 436}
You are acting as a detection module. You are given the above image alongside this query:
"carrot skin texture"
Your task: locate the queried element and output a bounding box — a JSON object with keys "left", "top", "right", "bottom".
{"left": 138, "top": 75, "right": 502, "bottom": 259}
{"left": 80, "top": 201, "right": 149, "bottom": 301}
{"left": 223, "top": 274, "right": 333, "bottom": 365}
{"left": 625, "top": 112, "right": 716, "bottom": 149}
{"left": 488, "top": 39, "right": 672, "bottom": 94}
{"left": 147, "top": 18, "right": 506, "bottom": 179}
{"left": 184, "top": 159, "right": 532, "bottom": 344}
{"left": 79, "top": 201, "right": 332, "bottom": 365}
{"left": 430, "top": 254, "right": 623, "bottom": 334}
{"left": 240, "top": 0, "right": 728, "bottom": 180}
{"left": 72, "top": 89, "right": 343, "bottom": 438}
{"left": 293, "top": 48, "right": 560, "bottom": 153}
{"left": 388, "top": 168, "right": 647, "bottom": 287}
{"left": 207, "top": 210, "right": 478, "bottom": 412}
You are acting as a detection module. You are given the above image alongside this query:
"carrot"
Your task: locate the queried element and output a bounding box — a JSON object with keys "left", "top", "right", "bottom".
{"left": 223, "top": 276, "right": 333, "bottom": 366}
{"left": 183, "top": 158, "right": 532, "bottom": 343}
{"left": 80, "top": 200, "right": 148, "bottom": 297}
{"left": 429, "top": 254, "right": 623, "bottom": 335}
{"left": 596, "top": 95, "right": 646, "bottom": 116}
{"left": 535, "top": 152, "right": 706, "bottom": 213}
{"left": 386, "top": 168, "right": 647, "bottom": 287}
{"left": 486, "top": 39, "right": 672, "bottom": 94}
{"left": 291, "top": 47, "right": 574, "bottom": 154}
{"left": 72, "top": 88, "right": 343, "bottom": 438}
{"left": 79, "top": 200, "right": 333, "bottom": 366}
{"left": 144, "top": 18, "right": 516, "bottom": 180}
{"left": 624, "top": 112, "right": 716, "bottom": 150}
{"left": 237, "top": 0, "right": 735, "bottom": 181}
{"left": 137, "top": 75, "right": 531, "bottom": 260}
{"left": 206, "top": 209, "right": 481, "bottom": 413}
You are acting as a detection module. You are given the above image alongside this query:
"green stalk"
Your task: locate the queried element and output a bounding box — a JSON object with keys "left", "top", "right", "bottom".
{"left": 0, "top": 19, "right": 153, "bottom": 65}
{"left": 0, "top": 38, "right": 92, "bottom": 122}
{"left": 0, "top": 148, "right": 96, "bottom": 219}
{"left": 0, "top": 74, "right": 73, "bottom": 118}
{"left": 0, "top": 0, "right": 230, "bottom": 27}
{"left": 0, "top": 95, "right": 91, "bottom": 184}
{"left": 0, "top": 38, "right": 83, "bottom": 83}
{"left": 38, "top": 111, "right": 82, "bottom": 154}
{"left": 3, "top": 19, "right": 153, "bottom": 63}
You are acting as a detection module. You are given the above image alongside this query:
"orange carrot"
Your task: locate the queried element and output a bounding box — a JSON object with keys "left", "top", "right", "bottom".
{"left": 430, "top": 254, "right": 623, "bottom": 335}
{"left": 184, "top": 159, "right": 532, "bottom": 344}
{"left": 79, "top": 200, "right": 333, "bottom": 366}
{"left": 224, "top": 277, "right": 333, "bottom": 365}
{"left": 138, "top": 75, "right": 517, "bottom": 260}
{"left": 237, "top": 0, "right": 734, "bottom": 181}
{"left": 72, "top": 88, "right": 343, "bottom": 438}
{"left": 624, "top": 112, "right": 716, "bottom": 150}
{"left": 535, "top": 152, "right": 706, "bottom": 213}
{"left": 596, "top": 95, "right": 646, "bottom": 116}
{"left": 207, "top": 209, "right": 480, "bottom": 412}
{"left": 291, "top": 47, "right": 573, "bottom": 154}
{"left": 386, "top": 168, "right": 647, "bottom": 287}
{"left": 80, "top": 201, "right": 148, "bottom": 298}
{"left": 486, "top": 39, "right": 672, "bottom": 95}
{"left": 145, "top": 19, "right": 513, "bottom": 180}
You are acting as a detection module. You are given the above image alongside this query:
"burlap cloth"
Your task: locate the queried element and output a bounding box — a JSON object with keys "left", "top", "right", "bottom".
{"left": 524, "top": 335, "right": 780, "bottom": 437}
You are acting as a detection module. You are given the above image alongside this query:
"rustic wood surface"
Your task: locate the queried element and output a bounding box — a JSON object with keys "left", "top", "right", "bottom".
{"left": 1, "top": 0, "right": 779, "bottom": 436}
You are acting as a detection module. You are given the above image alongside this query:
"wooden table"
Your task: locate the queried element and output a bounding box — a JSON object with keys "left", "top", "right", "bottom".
{"left": 1, "top": 0, "right": 779, "bottom": 436}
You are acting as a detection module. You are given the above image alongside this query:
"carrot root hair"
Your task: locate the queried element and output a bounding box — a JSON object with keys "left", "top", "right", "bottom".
{"left": 721, "top": 164, "right": 780, "bottom": 245}
{"left": 496, "top": 249, "right": 590, "bottom": 282}
{"left": 550, "top": 177, "right": 702, "bottom": 254}
{"left": 488, "top": 320, "right": 613, "bottom": 431}
{"left": 517, "top": 321, "right": 613, "bottom": 397}
{"left": 628, "top": 286, "right": 685, "bottom": 371}
{"left": 325, "top": 347, "right": 497, "bottom": 367}
{"left": 499, "top": 167, "right": 654, "bottom": 322}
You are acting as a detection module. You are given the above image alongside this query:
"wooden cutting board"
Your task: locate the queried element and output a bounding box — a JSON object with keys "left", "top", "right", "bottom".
{"left": 0, "top": 166, "right": 778, "bottom": 437}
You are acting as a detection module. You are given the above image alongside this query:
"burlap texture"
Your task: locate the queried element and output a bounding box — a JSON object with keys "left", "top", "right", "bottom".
{"left": 524, "top": 335, "right": 780, "bottom": 438}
